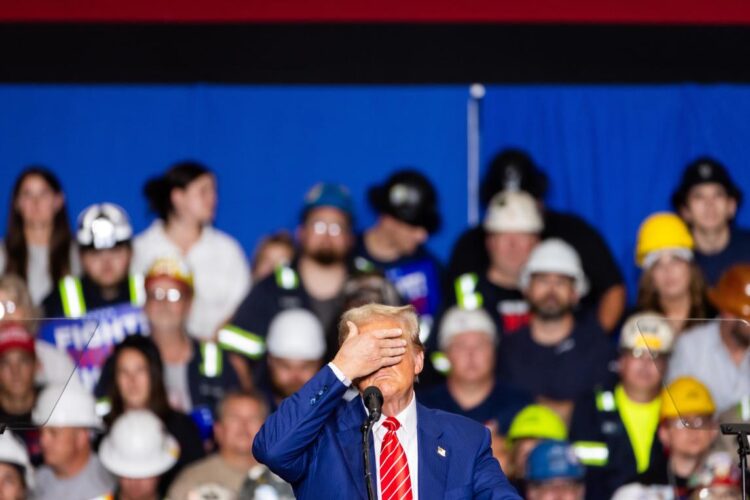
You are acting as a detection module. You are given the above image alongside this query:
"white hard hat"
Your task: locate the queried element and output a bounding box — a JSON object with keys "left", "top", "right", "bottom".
{"left": 32, "top": 383, "right": 102, "bottom": 429}
{"left": 483, "top": 191, "right": 543, "bottom": 234}
{"left": 99, "top": 410, "right": 179, "bottom": 478}
{"left": 611, "top": 483, "right": 674, "bottom": 500}
{"left": 519, "top": 238, "right": 589, "bottom": 297}
{"left": 267, "top": 309, "right": 326, "bottom": 360}
{"left": 76, "top": 203, "right": 133, "bottom": 249}
{"left": 0, "top": 431, "right": 33, "bottom": 489}
{"left": 438, "top": 307, "right": 497, "bottom": 350}
{"left": 619, "top": 312, "right": 675, "bottom": 354}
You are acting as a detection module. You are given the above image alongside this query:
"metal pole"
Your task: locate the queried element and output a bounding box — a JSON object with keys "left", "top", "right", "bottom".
{"left": 467, "top": 83, "right": 485, "bottom": 226}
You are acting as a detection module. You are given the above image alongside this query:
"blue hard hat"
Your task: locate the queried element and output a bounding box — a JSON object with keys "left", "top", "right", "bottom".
{"left": 526, "top": 440, "right": 585, "bottom": 483}
{"left": 301, "top": 183, "right": 354, "bottom": 221}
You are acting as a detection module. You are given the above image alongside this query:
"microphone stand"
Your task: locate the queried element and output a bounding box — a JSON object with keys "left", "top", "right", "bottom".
{"left": 362, "top": 414, "right": 377, "bottom": 500}
{"left": 721, "top": 423, "right": 750, "bottom": 499}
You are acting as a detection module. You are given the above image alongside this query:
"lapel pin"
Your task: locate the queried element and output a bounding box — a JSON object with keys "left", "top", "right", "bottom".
{"left": 437, "top": 446, "right": 447, "bottom": 457}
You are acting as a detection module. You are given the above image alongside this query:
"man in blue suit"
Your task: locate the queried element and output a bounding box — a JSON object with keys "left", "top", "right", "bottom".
{"left": 253, "top": 303, "right": 520, "bottom": 499}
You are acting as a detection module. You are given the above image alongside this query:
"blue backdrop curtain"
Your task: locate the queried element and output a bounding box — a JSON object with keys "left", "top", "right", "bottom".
{"left": 1, "top": 84, "right": 748, "bottom": 301}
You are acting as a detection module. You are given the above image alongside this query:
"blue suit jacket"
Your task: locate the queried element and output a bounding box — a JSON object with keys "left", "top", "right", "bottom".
{"left": 253, "top": 366, "right": 521, "bottom": 499}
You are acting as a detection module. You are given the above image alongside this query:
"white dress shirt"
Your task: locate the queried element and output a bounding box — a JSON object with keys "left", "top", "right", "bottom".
{"left": 131, "top": 220, "right": 251, "bottom": 339}
{"left": 328, "top": 363, "right": 419, "bottom": 499}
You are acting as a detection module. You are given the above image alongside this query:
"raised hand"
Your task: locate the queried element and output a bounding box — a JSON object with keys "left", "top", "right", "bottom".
{"left": 332, "top": 321, "right": 407, "bottom": 381}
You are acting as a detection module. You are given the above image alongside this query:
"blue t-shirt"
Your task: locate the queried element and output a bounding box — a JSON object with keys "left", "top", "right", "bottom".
{"left": 353, "top": 235, "right": 444, "bottom": 318}
{"left": 417, "top": 380, "right": 533, "bottom": 434}
{"left": 694, "top": 228, "right": 750, "bottom": 286}
{"left": 497, "top": 315, "right": 618, "bottom": 401}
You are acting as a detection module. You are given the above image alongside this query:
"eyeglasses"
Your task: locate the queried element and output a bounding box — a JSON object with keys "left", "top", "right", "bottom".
{"left": 622, "top": 347, "right": 669, "bottom": 361}
{"left": 0, "top": 300, "right": 17, "bottom": 319}
{"left": 309, "top": 220, "right": 345, "bottom": 237}
{"left": 147, "top": 288, "right": 184, "bottom": 303}
{"left": 667, "top": 416, "right": 717, "bottom": 430}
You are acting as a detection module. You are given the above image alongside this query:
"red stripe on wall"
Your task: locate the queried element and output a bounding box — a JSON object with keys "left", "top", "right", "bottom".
{"left": 3, "top": 0, "right": 750, "bottom": 24}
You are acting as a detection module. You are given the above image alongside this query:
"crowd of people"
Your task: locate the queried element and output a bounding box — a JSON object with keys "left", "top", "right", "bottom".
{"left": 0, "top": 148, "right": 748, "bottom": 499}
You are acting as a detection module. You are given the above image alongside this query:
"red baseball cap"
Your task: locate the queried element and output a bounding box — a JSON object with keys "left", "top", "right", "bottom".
{"left": 0, "top": 323, "right": 35, "bottom": 357}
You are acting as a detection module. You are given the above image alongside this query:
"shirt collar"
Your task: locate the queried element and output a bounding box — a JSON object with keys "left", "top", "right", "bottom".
{"left": 370, "top": 391, "right": 418, "bottom": 435}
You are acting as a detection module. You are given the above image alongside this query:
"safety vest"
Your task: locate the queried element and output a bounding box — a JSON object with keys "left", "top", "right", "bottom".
{"left": 198, "top": 341, "right": 224, "bottom": 378}
{"left": 274, "top": 265, "right": 299, "bottom": 290}
{"left": 738, "top": 395, "right": 750, "bottom": 421}
{"left": 217, "top": 324, "right": 265, "bottom": 360}
{"left": 427, "top": 273, "right": 486, "bottom": 375}
{"left": 571, "top": 389, "right": 616, "bottom": 467}
{"left": 453, "top": 273, "right": 483, "bottom": 310}
{"left": 57, "top": 274, "right": 146, "bottom": 318}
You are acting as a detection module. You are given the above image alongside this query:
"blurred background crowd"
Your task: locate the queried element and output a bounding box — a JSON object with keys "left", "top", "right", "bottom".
{"left": 0, "top": 149, "right": 748, "bottom": 499}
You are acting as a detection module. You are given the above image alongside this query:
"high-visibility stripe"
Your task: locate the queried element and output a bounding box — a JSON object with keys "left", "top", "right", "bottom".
{"left": 59, "top": 276, "right": 86, "bottom": 318}
{"left": 418, "top": 317, "right": 432, "bottom": 344}
{"left": 218, "top": 325, "right": 265, "bottom": 359}
{"left": 430, "top": 351, "right": 451, "bottom": 374}
{"left": 573, "top": 441, "right": 609, "bottom": 466}
{"left": 129, "top": 273, "right": 146, "bottom": 307}
{"left": 275, "top": 266, "right": 299, "bottom": 290}
{"left": 596, "top": 391, "right": 616, "bottom": 412}
{"left": 200, "top": 342, "right": 222, "bottom": 378}
{"left": 741, "top": 396, "right": 750, "bottom": 421}
{"left": 454, "top": 273, "right": 483, "bottom": 310}
{"left": 95, "top": 398, "right": 112, "bottom": 418}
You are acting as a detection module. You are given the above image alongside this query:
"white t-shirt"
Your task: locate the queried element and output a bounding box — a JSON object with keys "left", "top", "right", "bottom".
{"left": 0, "top": 241, "right": 81, "bottom": 306}
{"left": 131, "top": 221, "right": 251, "bottom": 339}
{"left": 35, "top": 453, "right": 115, "bottom": 500}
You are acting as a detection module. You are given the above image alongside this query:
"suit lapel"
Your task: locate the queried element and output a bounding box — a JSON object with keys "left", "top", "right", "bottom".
{"left": 417, "top": 404, "right": 448, "bottom": 498}
{"left": 336, "top": 397, "right": 370, "bottom": 500}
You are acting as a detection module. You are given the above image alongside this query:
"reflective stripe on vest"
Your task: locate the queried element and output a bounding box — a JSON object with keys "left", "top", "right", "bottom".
{"left": 275, "top": 266, "right": 299, "bottom": 290}
{"left": 59, "top": 276, "right": 86, "bottom": 318}
{"left": 430, "top": 351, "right": 451, "bottom": 374}
{"left": 199, "top": 341, "right": 223, "bottom": 378}
{"left": 573, "top": 441, "right": 609, "bottom": 466}
{"left": 59, "top": 274, "right": 145, "bottom": 318}
{"left": 218, "top": 325, "right": 265, "bottom": 359}
{"left": 740, "top": 396, "right": 750, "bottom": 421}
{"left": 95, "top": 398, "right": 112, "bottom": 418}
{"left": 129, "top": 273, "right": 146, "bottom": 307}
{"left": 596, "top": 390, "right": 617, "bottom": 412}
{"left": 454, "top": 273, "right": 483, "bottom": 310}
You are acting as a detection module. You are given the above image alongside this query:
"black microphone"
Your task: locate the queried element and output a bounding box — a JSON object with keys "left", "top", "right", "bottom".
{"left": 363, "top": 386, "right": 383, "bottom": 422}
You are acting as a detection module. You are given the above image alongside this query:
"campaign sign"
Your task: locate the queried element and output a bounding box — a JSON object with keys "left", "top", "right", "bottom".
{"left": 385, "top": 258, "right": 441, "bottom": 317}
{"left": 37, "top": 304, "right": 149, "bottom": 391}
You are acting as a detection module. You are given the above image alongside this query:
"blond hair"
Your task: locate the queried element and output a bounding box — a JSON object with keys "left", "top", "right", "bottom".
{"left": 338, "top": 303, "right": 423, "bottom": 350}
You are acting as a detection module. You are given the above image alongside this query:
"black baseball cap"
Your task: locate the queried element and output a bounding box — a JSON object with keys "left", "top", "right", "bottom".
{"left": 671, "top": 157, "right": 742, "bottom": 211}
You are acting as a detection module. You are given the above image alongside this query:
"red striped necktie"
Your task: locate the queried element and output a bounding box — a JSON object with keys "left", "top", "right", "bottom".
{"left": 379, "top": 416, "right": 413, "bottom": 500}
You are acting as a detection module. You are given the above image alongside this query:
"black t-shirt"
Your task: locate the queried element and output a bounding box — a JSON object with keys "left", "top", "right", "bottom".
{"left": 443, "top": 273, "right": 529, "bottom": 339}
{"left": 694, "top": 227, "right": 750, "bottom": 286}
{"left": 447, "top": 209, "right": 624, "bottom": 310}
{"left": 497, "top": 315, "right": 618, "bottom": 401}
{"left": 417, "top": 380, "right": 533, "bottom": 434}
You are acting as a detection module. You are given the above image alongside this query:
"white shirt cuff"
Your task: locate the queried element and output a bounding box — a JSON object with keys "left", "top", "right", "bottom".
{"left": 328, "top": 362, "right": 352, "bottom": 387}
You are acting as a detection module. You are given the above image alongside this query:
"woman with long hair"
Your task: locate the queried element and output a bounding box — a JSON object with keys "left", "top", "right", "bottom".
{"left": 130, "top": 161, "right": 251, "bottom": 340}
{"left": 98, "top": 335, "right": 204, "bottom": 493}
{"left": 1, "top": 167, "right": 79, "bottom": 305}
{"left": 635, "top": 212, "right": 711, "bottom": 334}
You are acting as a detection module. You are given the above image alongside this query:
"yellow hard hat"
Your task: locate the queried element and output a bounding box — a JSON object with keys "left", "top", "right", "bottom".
{"left": 635, "top": 212, "right": 694, "bottom": 268}
{"left": 660, "top": 376, "right": 716, "bottom": 421}
{"left": 145, "top": 256, "right": 194, "bottom": 290}
{"left": 507, "top": 405, "right": 567, "bottom": 445}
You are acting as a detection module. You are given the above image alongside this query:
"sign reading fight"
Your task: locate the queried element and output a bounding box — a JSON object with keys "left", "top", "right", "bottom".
{"left": 38, "top": 304, "right": 149, "bottom": 391}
